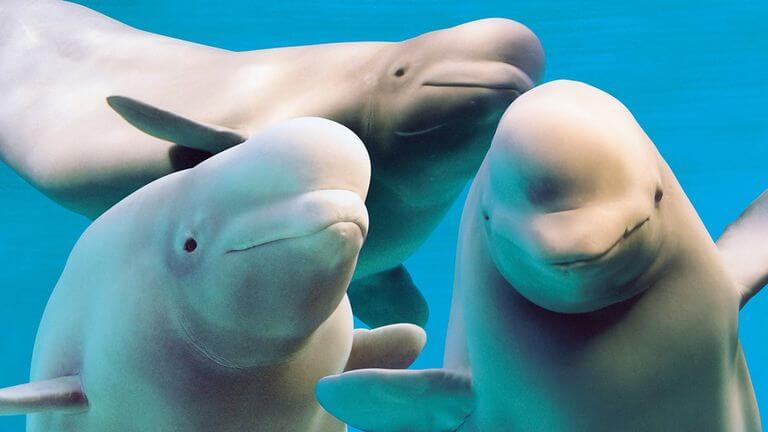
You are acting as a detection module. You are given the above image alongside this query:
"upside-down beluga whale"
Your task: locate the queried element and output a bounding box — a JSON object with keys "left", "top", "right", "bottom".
{"left": 315, "top": 81, "right": 765, "bottom": 431}
{"left": 0, "top": 0, "right": 545, "bottom": 328}
{"left": 0, "top": 118, "right": 426, "bottom": 432}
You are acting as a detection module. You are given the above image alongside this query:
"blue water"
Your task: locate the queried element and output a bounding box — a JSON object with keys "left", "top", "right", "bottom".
{"left": 0, "top": 1, "right": 765, "bottom": 430}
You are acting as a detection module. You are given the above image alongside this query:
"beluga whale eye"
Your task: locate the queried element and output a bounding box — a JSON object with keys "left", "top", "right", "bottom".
{"left": 183, "top": 238, "right": 198, "bottom": 253}
{"left": 655, "top": 188, "right": 664, "bottom": 204}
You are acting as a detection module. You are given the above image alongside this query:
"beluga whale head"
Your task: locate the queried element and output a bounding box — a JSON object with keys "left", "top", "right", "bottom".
{"left": 93, "top": 117, "right": 371, "bottom": 366}
{"left": 366, "top": 18, "right": 545, "bottom": 195}
{"left": 479, "top": 80, "right": 665, "bottom": 313}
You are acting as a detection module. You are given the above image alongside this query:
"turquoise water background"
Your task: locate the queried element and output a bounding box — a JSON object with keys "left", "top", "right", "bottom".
{"left": 0, "top": 1, "right": 766, "bottom": 430}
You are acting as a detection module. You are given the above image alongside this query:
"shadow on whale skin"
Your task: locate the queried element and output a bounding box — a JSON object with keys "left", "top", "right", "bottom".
{"left": 0, "top": 0, "right": 545, "bottom": 328}
{"left": 0, "top": 118, "right": 426, "bottom": 432}
{"left": 316, "top": 81, "right": 767, "bottom": 432}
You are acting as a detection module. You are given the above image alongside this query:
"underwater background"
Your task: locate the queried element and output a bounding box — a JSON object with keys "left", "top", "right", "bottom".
{"left": 0, "top": 0, "right": 765, "bottom": 430}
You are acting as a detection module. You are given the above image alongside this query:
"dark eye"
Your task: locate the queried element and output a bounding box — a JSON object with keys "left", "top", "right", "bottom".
{"left": 184, "top": 238, "right": 198, "bottom": 253}
{"left": 482, "top": 211, "right": 490, "bottom": 221}
{"left": 394, "top": 67, "right": 407, "bottom": 77}
{"left": 654, "top": 188, "right": 664, "bottom": 203}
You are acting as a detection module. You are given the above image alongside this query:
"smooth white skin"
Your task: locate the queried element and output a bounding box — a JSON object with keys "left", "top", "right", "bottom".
{"left": 0, "top": 0, "right": 544, "bottom": 285}
{"left": 480, "top": 81, "right": 664, "bottom": 313}
{"left": 445, "top": 81, "right": 760, "bottom": 431}
{"left": 28, "top": 118, "right": 372, "bottom": 432}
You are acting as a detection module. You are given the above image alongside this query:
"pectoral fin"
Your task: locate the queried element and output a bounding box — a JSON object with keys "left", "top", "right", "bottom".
{"left": 316, "top": 369, "right": 474, "bottom": 432}
{"left": 348, "top": 265, "right": 429, "bottom": 328}
{"left": 107, "top": 95, "right": 248, "bottom": 153}
{"left": 0, "top": 375, "right": 87, "bottom": 415}
{"left": 346, "top": 323, "right": 426, "bottom": 371}
{"left": 716, "top": 189, "right": 768, "bottom": 307}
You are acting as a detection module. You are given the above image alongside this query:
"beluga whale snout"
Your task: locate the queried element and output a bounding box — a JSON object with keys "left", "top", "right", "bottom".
{"left": 388, "top": 18, "right": 543, "bottom": 91}
{"left": 420, "top": 60, "right": 534, "bottom": 93}
{"left": 418, "top": 18, "right": 542, "bottom": 93}
{"left": 174, "top": 117, "right": 371, "bottom": 273}
{"left": 223, "top": 189, "right": 369, "bottom": 255}
{"left": 372, "top": 18, "right": 544, "bottom": 153}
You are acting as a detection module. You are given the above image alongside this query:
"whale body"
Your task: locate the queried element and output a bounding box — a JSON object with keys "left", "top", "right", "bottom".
{"left": 443, "top": 80, "right": 764, "bottom": 431}
{"left": 316, "top": 81, "right": 767, "bottom": 432}
{"left": 0, "top": 0, "right": 545, "bottom": 327}
{"left": 0, "top": 118, "right": 426, "bottom": 432}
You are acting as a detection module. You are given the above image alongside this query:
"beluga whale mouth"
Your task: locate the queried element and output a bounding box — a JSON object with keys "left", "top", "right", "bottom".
{"left": 224, "top": 188, "right": 369, "bottom": 255}
{"left": 421, "top": 62, "right": 535, "bottom": 95}
{"left": 422, "top": 82, "right": 523, "bottom": 92}
{"left": 393, "top": 122, "right": 448, "bottom": 137}
{"left": 226, "top": 219, "right": 368, "bottom": 255}
{"left": 389, "top": 63, "right": 536, "bottom": 139}
{"left": 549, "top": 217, "right": 651, "bottom": 269}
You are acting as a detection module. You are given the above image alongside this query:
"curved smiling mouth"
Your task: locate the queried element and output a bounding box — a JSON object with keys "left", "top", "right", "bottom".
{"left": 226, "top": 220, "right": 367, "bottom": 255}
{"left": 549, "top": 217, "right": 650, "bottom": 268}
{"left": 393, "top": 122, "right": 447, "bottom": 137}
{"left": 422, "top": 82, "right": 524, "bottom": 93}
{"left": 420, "top": 62, "right": 535, "bottom": 95}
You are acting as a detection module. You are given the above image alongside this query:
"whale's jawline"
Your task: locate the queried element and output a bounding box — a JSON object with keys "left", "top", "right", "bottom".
{"left": 422, "top": 82, "right": 524, "bottom": 93}
{"left": 393, "top": 122, "right": 448, "bottom": 137}
{"left": 226, "top": 221, "right": 365, "bottom": 255}
{"left": 549, "top": 217, "right": 650, "bottom": 268}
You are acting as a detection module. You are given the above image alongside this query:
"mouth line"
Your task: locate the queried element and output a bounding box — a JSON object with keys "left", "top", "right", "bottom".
{"left": 393, "top": 122, "right": 448, "bottom": 137}
{"left": 422, "top": 82, "right": 524, "bottom": 93}
{"left": 550, "top": 217, "right": 650, "bottom": 268}
{"left": 225, "top": 220, "right": 366, "bottom": 255}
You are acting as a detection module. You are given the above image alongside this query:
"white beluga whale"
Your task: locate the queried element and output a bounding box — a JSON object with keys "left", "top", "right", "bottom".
{"left": 0, "top": 118, "right": 426, "bottom": 432}
{"left": 316, "top": 81, "right": 766, "bottom": 431}
{"left": 0, "top": 0, "right": 545, "bottom": 328}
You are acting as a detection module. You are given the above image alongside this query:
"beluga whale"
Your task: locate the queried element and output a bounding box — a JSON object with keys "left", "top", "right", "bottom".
{"left": 0, "top": 117, "right": 426, "bottom": 432}
{"left": 315, "top": 81, "right": 766, "bottom": 432}
{"left": 0, "top": 0, "right": 545, "bottom": 328}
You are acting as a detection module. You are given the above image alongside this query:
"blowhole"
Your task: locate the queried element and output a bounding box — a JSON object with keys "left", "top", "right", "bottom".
{"left": 184, "top": 238, "right": 198, "bottom": 253}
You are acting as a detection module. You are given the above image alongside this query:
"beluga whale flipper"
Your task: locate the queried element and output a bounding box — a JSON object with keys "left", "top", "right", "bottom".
{"left": 0, "top": 117, "right": 427, "bottom": 432}
{"left": 0, "top": 0, "right": 545, "bottom": 328}
{"left": 318, "top": 81, "right": 766, "bottom": 431}
{"left": 716, "top": 190, "right": 768, "bottom": 307}
{"left": 0, "top": 376, "right": 86, "bottom": 415}
{"left": 317, "top": 368, "right": 475, "bottom": 432}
